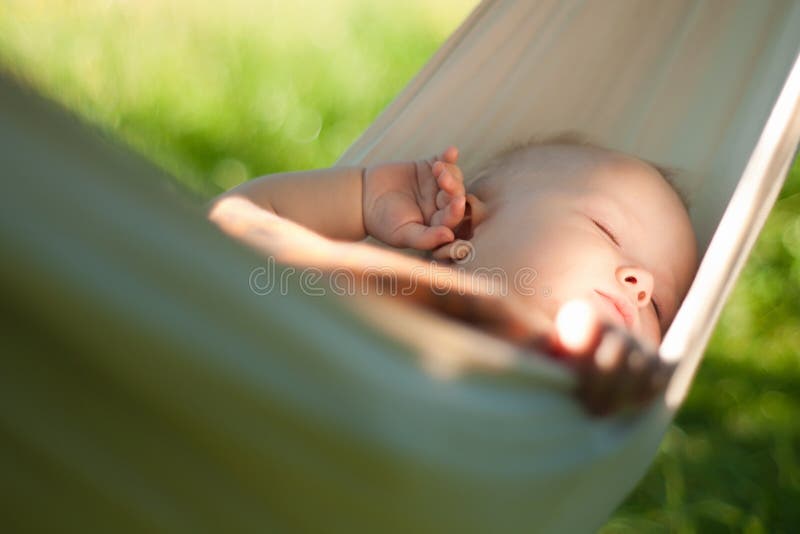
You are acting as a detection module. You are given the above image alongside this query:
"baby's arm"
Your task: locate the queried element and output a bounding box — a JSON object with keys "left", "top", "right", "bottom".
{"left": 210, "top": 147, "right": 467, "bottom": 250}
{"left": 213, "top": 166, "right": 365, "bottom": 241}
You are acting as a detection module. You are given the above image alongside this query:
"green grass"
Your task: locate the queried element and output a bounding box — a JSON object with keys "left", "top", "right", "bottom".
{"left": 2, "top": 1, "right": 799, "bottom": 531}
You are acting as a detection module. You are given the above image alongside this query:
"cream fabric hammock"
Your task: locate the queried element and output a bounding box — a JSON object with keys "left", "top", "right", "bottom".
{"left": 2, "top": 0, "right": 799, "bottom": 532}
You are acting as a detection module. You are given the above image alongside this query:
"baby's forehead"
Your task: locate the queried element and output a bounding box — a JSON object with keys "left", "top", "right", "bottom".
{"left": 512, "top": 142, "right": 647, "bottom": 175}
{"left": 480, "top": 143, "right": 662, "bottom": 197}
{"left": 484, "top": 142, "right": 697, "bottom": 245}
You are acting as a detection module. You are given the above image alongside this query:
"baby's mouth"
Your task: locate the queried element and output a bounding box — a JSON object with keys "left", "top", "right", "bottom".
{"left": 593, "top": 290, "right": 635, "bottom": 330}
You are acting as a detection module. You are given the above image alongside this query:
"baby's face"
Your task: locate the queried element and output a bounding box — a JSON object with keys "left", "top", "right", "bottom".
{"left": 468, "top": 144, "right": 697, "bottom": 345}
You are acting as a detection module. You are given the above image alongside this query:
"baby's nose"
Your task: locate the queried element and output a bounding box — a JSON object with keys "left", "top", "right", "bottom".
{"left": 615, "top": 266, "right": 654, "bottom": 307}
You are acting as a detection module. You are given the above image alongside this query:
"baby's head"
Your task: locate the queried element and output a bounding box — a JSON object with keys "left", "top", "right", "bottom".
{"left": 461, "top": 140, "right": 698, "bottom": 345}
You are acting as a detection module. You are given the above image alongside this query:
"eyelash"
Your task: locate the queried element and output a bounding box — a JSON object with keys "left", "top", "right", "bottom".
{"left": 592, "top": 219, "right": 620, "bottom": 247}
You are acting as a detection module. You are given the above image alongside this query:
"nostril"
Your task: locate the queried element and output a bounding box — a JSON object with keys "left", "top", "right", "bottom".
{"left": 637, "top": 290, "right": 646, "bottom": 301}
{"left": 624, "top": 275, "right": 637, "bottom": 284}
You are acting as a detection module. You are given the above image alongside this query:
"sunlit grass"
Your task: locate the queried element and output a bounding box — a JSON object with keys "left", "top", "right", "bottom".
{"left": 2, "top": 1, "right": 799, "bottom": 531}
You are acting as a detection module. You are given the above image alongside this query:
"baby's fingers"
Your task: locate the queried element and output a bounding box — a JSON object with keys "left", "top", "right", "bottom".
{"left": 432, "top": 162, "right": 466, "bottom": 197}
{"left": 431, "top": 195, "right": 466, "bottom": 229}
{"left": 554, "top": 300, "right": 670, "bottom": 416}
{"left": 436, "top": 189, "right": 452, "bottom": 210}
{"left": 439, "top": 145, "right": 459, "bottom": 165}
{"left": 392, "top": 221, "right": 455, "bottom": 250}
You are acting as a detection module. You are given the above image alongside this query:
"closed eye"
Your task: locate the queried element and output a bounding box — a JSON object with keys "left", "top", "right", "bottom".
{"left": 592, "top": 219, "right": 621, "bottom": 247}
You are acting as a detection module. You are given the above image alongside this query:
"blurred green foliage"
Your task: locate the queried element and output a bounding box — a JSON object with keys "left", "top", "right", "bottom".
{"left": 0, "top": 0, "right": 467, "bottom": 196}
{"left": 2, "top": 1, "right": 798, "bottom": 531}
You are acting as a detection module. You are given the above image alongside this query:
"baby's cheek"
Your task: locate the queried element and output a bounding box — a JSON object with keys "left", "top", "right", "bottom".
{"left": 640, "top": 313, "right": 662, "bottom": 346}
{"left": 509, "top": 281, "right": 569, "bottom": 326}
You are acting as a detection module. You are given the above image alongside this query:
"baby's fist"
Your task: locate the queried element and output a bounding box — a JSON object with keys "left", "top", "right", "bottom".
{"left": 363, "top": 146, "right": 467, "bottom": 251}
{"left": 555, "top": 300, "right": 674, "bottom": 416}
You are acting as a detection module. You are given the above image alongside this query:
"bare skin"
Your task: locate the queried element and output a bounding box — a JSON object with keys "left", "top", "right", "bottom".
{"left": 221, "top": 147, "right": 466, "bottom": 247}
{"left": 209, "top": 143, "right": 698, "bottom": 415}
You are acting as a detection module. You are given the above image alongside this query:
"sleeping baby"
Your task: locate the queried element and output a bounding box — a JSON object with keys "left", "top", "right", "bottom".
{"left": 208, "top": 138, "right": 698, "bottom": 414}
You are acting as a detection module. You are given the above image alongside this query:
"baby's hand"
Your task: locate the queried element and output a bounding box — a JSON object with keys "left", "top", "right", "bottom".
{"left": 553, "top": 301, "right": 675, "bottom": 416}
{"left": 363, "top": 146, "right": 466, "bottom": 250}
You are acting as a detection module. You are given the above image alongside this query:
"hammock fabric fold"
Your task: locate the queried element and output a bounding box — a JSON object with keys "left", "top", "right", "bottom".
{"left": 2, "top": 0, "right": 799, "bottom": 532}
